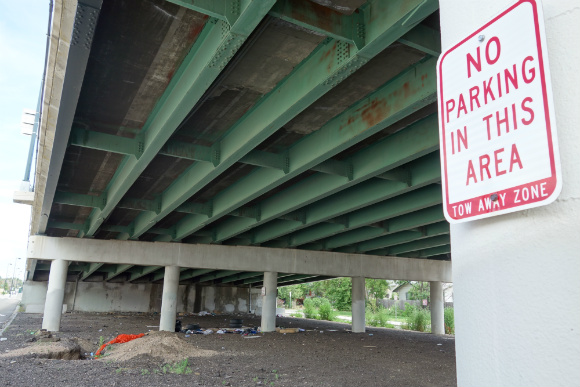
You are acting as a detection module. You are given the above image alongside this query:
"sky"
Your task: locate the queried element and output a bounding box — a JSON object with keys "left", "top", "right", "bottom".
{"left": 0, "top": 1, "right": 50, "bottom": 280}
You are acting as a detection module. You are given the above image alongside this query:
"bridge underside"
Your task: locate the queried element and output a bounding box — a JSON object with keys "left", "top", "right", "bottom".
{"left": 28, "top": 0, "right": 449, "bottom": 288}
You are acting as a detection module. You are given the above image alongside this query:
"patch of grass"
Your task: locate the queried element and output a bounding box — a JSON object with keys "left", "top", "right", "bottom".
{"left": 115, "top": 368, "right": 129, "bottom": 374}
{"left": 290, "top": 312, "right": 303, "bottom": 318}
{"left": 98, "top": 336, "right": 105, "bottom": 347}
{"left": 406, "top": 308, "right": 430, "bottom": 332}
{"left": 444, "top": 307, "right": 455, "bottom": 334}
{"left": 141, "top": 369, "right": 149, "bottom": 376}
{"left": 162, "top": 359, "right": 192, "bottom": 375}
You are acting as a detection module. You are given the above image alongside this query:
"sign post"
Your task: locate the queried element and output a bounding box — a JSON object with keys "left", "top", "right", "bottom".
{"left": 437, "top": 0, "right": 561, "bottom": 223}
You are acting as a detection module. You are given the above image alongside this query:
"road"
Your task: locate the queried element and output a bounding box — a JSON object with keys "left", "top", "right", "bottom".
{"left": 0, "top": 294, "right": 21, "bottom": 331}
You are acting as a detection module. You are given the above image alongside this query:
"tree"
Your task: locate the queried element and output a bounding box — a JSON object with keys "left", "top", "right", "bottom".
{"left": 365, "top": 279, "right": 389, "bottom": 300}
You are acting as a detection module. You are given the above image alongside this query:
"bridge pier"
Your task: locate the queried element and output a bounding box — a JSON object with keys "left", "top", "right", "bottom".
{"left": 261, "top": 271, "right": 277, "bottom": 332}
{"left": 351, "top": 276, "right": 365, "bottom": 333}
{"left": 430, "top": 281, "right": 444, "bottom": 335}
{"left": 42, "top": 259, "right": 68, "bottom": 331}
{"left": 159, "top": 265, "right": 180, "bottom": 332}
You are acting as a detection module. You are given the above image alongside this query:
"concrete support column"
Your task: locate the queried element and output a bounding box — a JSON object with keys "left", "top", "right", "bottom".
{"left": 42, "top": 259, "right": 69, "bottom": 331}
{"left": 351, "top": 276, "right": 365, "bottom": 333}
{"left": 430, "top": 281, "right": 444, "bottom": 335}
{"left": 440, "top": 1, "right": 580, "bottom": 385}
{"left": 261, "top": 271, "right": 277, "bottom": 332}
{"left": 159, "top": 265, "right": 180, "bottom": 332}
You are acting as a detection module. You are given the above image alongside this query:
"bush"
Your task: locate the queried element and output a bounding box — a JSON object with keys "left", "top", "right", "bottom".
{"left": 318, "top": 298, "right": 334, "bottom": 321}
{"left": 401, "top": 302, "right": 418, "bottom": 317}
{"left": 310, "top": 297, "right": 323, "bottom": 308}
{"left": 444, "top": 307, "right": 455, "bottom": 334}
{"left": 366, "top": 306, "right": 389, "bottom": 327}
{"left": 303, "top": 298, "right": 318, "bottom": 319}
{"left": 406, "top": 308, "right": 430, "bottom": 332}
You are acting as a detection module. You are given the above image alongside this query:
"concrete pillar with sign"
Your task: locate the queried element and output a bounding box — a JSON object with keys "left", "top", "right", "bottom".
{"left": 261, "top": 271, "right": 277, "bottom": 332}
{"left": 439, "top": 0, "right": 580, "bottom": 385}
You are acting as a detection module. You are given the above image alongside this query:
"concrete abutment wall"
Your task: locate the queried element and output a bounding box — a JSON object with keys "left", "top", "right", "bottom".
{"left": 22, "top": 280, "right": 263, "bottom": 315}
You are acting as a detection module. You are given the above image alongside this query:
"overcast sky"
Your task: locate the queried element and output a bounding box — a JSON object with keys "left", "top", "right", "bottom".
{"left": 0, "top": 2, "right": 49, "bottom": 280}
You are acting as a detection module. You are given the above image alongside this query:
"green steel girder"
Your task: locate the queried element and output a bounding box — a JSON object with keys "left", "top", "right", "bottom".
{"left": 182, "top": 59, "right": 437, "bottom": 244}
{"left": 276, "top": 276, "right": 334, "bottom": 287}
{"left": 310, "top": 158, "right": 353, "bottom": 178}
{"left": 129, "top": 266, "right": 162, "bottom": 282}
{"left": 243, "top": 273, "right": 295, "bottom": 285}
{"left": 80, "top": 262, "right": 105, "bottom": 280}
{"left": 82, "top": 1, "right": 276, "bottom": 237}
{"left": 69, "top": 128, "right": 143, "bottom": 158}
{"left": 180, "top": 268, "right": 215, "bottom": 281}
{"left": 323, "top": 205, "right": 445, "bottom": 250}
{"left": 35, "top": 263, "right": 87, "bottom": 272}
{"left": 106, "top": 264, "right": 134, "bottom": 281}
{"left": 195, "top": 270, "right": 241, "bottom": 283}
{"left": 399, "top": 244, "right": 451, "bottom": 258}
{"left": 371, "top": 234, "right": 451, "bottom": 256}
{"left": 376, "top": 167, "right": 412, "bottom": 185}
{"left": 219, "top": 271, "right": 263, "bottom": 284}
{"left": 54, "top": 191, "right": 107, "bottom": 210}
{"left": 266, "top": 184, "right": 443, "bottom": 248}
{"left": 124, "top": 1, "right": 437, "bottom": 241}
{"left": 47, "top": 221, "right": 85, "bottom": 231}
{"left": 159, "top": 140, "right": 213, "bottom": 163}
{"left": 227, "top": 117, "right": 440, "bottom": 245}
{"left": 239, "top": 149, "right": 289, "bottom": 172}
{"left": 336, "top": 221, "right": 449, "bottom": 253}
{"left": 277, "top": 274, "right": 320, "bottom": 284}
{"left": 169, "top": 0, "right": 250, "bottom": 28}
{"left": 397, "top": 24, "right": 441, "bottom": 57}
{"left": 269, "top": 0, "right": 365, "bottom": 49}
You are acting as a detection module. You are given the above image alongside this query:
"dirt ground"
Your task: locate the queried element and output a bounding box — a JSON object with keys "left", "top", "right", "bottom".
{"left": 0, "top": 312, "right": 456, "bottom": 386}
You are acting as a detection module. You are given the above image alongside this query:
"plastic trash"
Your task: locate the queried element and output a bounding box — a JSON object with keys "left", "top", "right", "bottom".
{"left": 95, "top": 333, "right": 145, "bottom": 357}
{"left": 198, "top": 311, "right": 210, "bottom": 316}
{"left": 203, "top": 329, "right": 213, "bottom": 335}
{"left": 369, "top": 334, "right": 373, "bottom": 336}
{"left": 185, "top": 335, "right": 191, "bottom": 338}
{"left": 0, "top": 338, "right": 7, "bottom": 341}
{"left": 216, "top": 330, "right": 226, "bottom": 334}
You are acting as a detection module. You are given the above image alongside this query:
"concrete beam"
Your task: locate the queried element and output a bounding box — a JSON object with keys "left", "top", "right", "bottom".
{"left": 28, "top": 236, "right": 451, "bottom": 282}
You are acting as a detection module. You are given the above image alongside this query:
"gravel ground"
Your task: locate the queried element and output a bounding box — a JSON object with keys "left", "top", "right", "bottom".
{"left": 0, "top": 312, "right": 456, "bottom": 387}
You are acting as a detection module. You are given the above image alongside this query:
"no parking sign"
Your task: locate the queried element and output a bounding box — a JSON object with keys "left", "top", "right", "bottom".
{"left": 437, "top": 0, "right": 561, "bottom": 223}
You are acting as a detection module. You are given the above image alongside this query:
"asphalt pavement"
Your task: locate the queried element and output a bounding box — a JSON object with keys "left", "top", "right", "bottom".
{"left": 0, "top": 294, "right": 21, "bottom": 332}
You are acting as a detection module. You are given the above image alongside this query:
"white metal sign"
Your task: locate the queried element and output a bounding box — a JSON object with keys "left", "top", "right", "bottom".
{"left": 437, "top": 0, "right": 561, "bottom": 223}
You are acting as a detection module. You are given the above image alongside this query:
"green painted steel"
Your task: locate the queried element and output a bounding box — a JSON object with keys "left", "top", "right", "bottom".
{"left": 323, "top": 205, "right": 445, "bottom": 250}
{"left": 275, "top": 276, "right": 334, "bottom": 287}
{"left": 195, "top": 270, "right": 241, "bottom": 283}
{"left": 399, "top": 244, "right": 451, "bottom": 258}
{"left": 81, "top": 0, "right": 276, "bottom": 237}
{"left": 129, "top": 266, "right": 162, "bottom": 282}
{"left": 397, "top": 24, "right": 441, "bottom": 57}
{"left": 69, "top": 128, "right": 141, "bottom": 157}
{"left": 106, "top": 264, "right": 134, "bottom": 281}
{"left": 219, "top": 271, "right": 262, "bottom": 284}
{"left": 267, "top": 184, "right": 443, "bottom": 248}
{"left": 171, "top": 57, "right": 437, "bottom": 243}
{"left": 180, "top": 269, "right": 215, "bottom": 281}
{"left": 80, "top": 262, "right": 104, "bottom": 280}
{"left": 380, "top": 234, "right": 450, "bottom": 255}
{"left": 243, "top": 273, "right": 295, "bottom": 285}
{"left": 122, "top": 1, "right": 437, "bottom": 241}
{"left": 347, "top": 221, "right": 449, "bottom": 253}
{"left": 269, "top": 0, "right": 365, "bottom": 49}
{"left": 47, "top": 221, "right": 84, "bottom": 231}
{"left": 167, "top": 0, "right": 234, "bottom": 24}
{"left": 277, "top": 274, "right": 320, "bottom": 284}
{"left": 223, "top": 117, "right": 440, "bottom": 245}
